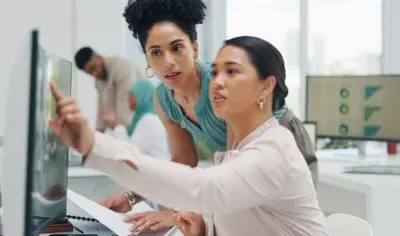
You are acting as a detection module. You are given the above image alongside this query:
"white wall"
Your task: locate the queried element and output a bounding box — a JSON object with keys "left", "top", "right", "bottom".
{"left": 202, "top": 0, "right": 226, "bottom": 61}
{"left": 74, "top": 0, "right": 128, "bottom": 128}
{"left": 0, "top": 0, "right": 128, "bottom": 135}
{"left": 382, "top": 0, "right": 400, "bottom": 74}
{"left": 382, "top": 0, "right": 400, "bottom": 149}
{"left": 0, "top": 0, "right": 74, "bottom": 136}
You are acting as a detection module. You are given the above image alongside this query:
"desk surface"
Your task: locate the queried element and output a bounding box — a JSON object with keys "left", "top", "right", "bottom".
{"left": 318, "top": 151, "right": 400, "bottom": 192}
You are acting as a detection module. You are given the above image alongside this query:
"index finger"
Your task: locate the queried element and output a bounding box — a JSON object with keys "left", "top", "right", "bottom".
{"left": 50, "top": 82, "right": 63, "bottom": 101}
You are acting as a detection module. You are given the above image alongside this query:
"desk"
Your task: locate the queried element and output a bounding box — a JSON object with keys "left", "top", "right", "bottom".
{"left": 67, "top": 167, "right": 127, "bottom": 202}
{"left": 317, "top": 152, "right": 400, "bottom": 236}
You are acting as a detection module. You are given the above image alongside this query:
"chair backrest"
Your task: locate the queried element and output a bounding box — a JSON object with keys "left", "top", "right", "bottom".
{"left": 326, "top": 213, "right": 373, "bottom": 236}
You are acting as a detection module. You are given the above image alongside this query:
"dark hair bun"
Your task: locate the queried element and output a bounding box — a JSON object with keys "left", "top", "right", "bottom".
{"left": 124, "top": 0, "right": 206, "bottom": 39}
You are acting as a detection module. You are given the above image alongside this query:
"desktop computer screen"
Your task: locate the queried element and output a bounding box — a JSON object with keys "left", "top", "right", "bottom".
{"left": 30, "top": 42, "right": 72, "bottom": 234}
{"left": 2, "top": 30, "right": 72, "bottom": 236}
{"left": 305, "top": 75, "right": 400, "bottom": 142}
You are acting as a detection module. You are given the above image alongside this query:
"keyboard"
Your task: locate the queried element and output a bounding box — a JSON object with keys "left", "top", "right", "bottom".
{"left": 343, "top": 165, "right": 400, "bottom": 175}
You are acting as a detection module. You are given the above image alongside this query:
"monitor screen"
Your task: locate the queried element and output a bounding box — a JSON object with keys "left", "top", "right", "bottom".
{"left": 306, "top": 75, "right": 400, "bottom": 142}
{"left": 29, "top": 43, "right": 72, "bottom": 234}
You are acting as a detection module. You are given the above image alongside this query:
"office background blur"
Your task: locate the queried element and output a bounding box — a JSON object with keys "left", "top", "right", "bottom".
{"left": 0, "top": 1, "right": 399, "bottom": 235}
{"left": 2, "top": 0, "right": 398, "bottom": 137}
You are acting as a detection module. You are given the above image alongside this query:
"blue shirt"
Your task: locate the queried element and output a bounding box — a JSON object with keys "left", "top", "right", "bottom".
{"left": 156, "top": 61, "right": 288, "bottom": 152}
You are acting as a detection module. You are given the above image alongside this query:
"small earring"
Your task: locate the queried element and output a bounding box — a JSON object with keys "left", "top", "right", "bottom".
{"left": 145, "top": 66, "right": 154, "bottom": 78}
{"left": 194, "top": 57, "right": 199, "bottom": 65}
{"left": 257, "top": 98, "right": 265, "bottom": 109}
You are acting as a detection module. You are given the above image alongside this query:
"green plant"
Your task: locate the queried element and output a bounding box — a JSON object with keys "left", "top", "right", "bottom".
{"left": 318, "top": 138, "right": 359, "bottom": 149}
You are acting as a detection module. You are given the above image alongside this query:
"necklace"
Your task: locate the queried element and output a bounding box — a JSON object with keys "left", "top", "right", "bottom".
{"left": 180, "top": 114, "right": 187, "bottom": 129}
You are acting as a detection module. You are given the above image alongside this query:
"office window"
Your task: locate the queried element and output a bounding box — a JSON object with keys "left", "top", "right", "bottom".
{"left": 308, "top": 0, "right": 382, "bottom": 149}
{"left": 226, "top": 0, "right": 302, "bottom": 116}
{"left": 308, "top": 0, "right": 382, "bottom": 75}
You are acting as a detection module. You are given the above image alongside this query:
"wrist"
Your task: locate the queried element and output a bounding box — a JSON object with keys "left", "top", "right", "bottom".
{"left": 81, "top": 131, "right": 95, "bottom": 158}
{"left": 123, "top": 191, "right": 143, "bottom": 208}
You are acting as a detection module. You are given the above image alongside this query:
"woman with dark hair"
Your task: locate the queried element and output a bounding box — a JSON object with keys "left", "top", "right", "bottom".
{"left": 101, "top": 0, "right": 318, "bottom": 231}
{"left": 49, "top": 35, "right": 328, "bottom": 236}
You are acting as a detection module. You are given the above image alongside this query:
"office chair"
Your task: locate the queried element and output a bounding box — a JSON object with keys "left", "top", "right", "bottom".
{"left": 326, "top": 213, "right": 373, "bottom": 236}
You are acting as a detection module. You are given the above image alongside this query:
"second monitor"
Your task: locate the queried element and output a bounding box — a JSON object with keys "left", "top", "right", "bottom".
{"left": 305, "top": 75, "right": 400, "bottom": 142}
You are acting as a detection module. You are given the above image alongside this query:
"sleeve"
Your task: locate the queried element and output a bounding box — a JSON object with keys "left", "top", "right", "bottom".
{"left": 83, "top": 132, "right": 288, "bottom": 214}
{"left": 114, "top": 76, "right": 132, "bottom": 126}
{"left": 96, "top": 96, "right": 106, "bottom": 132}
{"left": 285, "top": 117, "right": 318, "bottom": 187}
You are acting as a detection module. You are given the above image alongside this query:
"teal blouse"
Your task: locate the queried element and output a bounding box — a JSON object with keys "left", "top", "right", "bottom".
{"left": 156, "top": 61, "right": 288, "bottom": 153}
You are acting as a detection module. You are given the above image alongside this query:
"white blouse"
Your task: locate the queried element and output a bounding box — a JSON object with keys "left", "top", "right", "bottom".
{"left": 84, "top": 118, "right": 328, "bottom": 236}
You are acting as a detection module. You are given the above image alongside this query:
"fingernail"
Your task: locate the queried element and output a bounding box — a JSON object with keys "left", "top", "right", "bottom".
{"left": 129, "top": 225, "right": 136, "bottom": 231}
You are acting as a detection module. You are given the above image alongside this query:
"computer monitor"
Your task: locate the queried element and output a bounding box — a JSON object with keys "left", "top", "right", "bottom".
{"left": 2, "top": 30, "right": 72, "bottom": 236}
{"left": 305, "top": 75, "right": 400, "bottom": 142}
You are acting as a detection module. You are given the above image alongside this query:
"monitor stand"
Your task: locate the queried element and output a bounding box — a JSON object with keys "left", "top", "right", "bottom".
{"left": 40, "top": 217, "right": 73, "bottom": 234}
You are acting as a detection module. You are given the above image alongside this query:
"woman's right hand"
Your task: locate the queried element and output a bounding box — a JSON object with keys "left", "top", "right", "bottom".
{"left": 100, "top": 193, "right": 131, "bottom": 213}
{"left": 49, "top": 82, "right": 94, "bottom": 156}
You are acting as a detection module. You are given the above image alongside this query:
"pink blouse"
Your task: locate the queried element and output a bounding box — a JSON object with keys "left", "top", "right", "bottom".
{"left": 84, "top": 118, "right": 328, "bottom": 236}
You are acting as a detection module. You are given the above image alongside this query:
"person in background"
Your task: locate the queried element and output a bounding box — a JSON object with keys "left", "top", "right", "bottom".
{"left": 49, "top": 35, "right": 328, "bottom": 236}
{"left": 100, "top": 79, "right": 170, "bottom": 160}
{"left": 93, "top": 0, "right": 318, "bottom": 232}
{"left": 74, "top": 47, "right": 144, "bottom": 132}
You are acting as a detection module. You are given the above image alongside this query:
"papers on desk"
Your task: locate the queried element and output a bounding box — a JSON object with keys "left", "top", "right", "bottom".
{"left": 68, "top": 189, "right": 154, "bottom": 236}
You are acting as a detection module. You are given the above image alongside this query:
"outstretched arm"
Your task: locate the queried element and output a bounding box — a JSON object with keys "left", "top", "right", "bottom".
{"left": 84, "top": 132, "right": 287, "bottom": 214}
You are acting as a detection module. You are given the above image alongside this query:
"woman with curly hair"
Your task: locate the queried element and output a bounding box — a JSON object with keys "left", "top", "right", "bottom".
{"left": 100, "top": 0, "right": 318, "bottom": 232}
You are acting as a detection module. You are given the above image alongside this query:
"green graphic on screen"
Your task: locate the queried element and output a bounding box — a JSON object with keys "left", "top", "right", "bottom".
{"left": 364, "top": 106, "right": 381, "bottom": 121}
{"left": 340, "top": 88, "right": 350, "bottom": 99}
{"left": 364, "top": 85, "right": 382, "bottom": 101}
{"left": 339, "top": 124, "right": 349, "bottom": 134}
{"left": 364, "top": 125, "right": 381, "bottom": 137}
{"left": 339, "top": 103, "right": 349, "bottom": 115}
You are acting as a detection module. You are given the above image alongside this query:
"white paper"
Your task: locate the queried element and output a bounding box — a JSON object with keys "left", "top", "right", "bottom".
{"left": 67, "top": 189, "right": 154, "bottom": 235}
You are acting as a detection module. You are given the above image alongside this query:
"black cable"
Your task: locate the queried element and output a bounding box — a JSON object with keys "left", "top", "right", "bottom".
{"left": 66, "top": 214, "right": 99, "bottom": 223}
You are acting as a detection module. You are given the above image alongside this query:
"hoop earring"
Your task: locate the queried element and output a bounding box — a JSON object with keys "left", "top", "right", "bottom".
{"left": 145, "top": 66, "right": 155, "bottom": 78}
{"left": 257, "top": 98, "right": 265, "bottom": 109}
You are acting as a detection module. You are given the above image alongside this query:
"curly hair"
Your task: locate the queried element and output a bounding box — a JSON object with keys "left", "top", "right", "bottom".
{"left": 123, "top": 0, "right": 207, "bottom": 51}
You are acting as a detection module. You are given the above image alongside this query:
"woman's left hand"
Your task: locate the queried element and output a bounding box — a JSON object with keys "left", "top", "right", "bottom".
{"left": 124, "top": 210, "right": 178, "bottom": 232}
